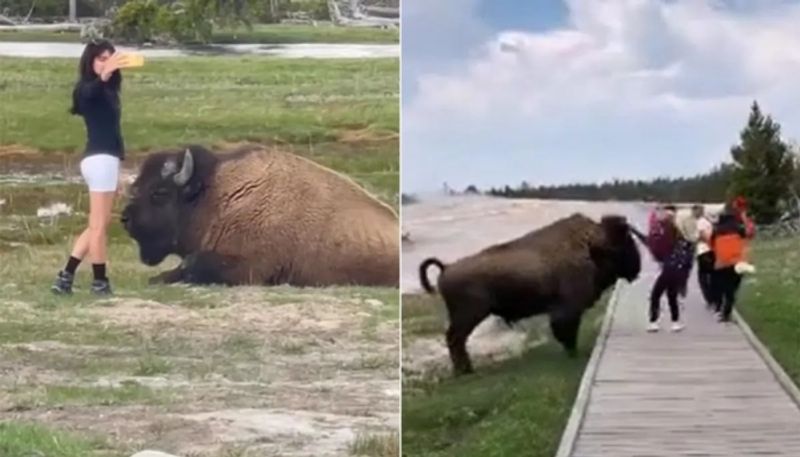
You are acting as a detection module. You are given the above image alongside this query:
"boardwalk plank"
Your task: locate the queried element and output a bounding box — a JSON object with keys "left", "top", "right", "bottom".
{"left": 565, "top": 264, "right": 800, "bottom": 457}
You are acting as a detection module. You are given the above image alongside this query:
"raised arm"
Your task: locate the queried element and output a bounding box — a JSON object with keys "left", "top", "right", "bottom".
{"left": 629, "top": 225, "right": 648, "bottom": 245}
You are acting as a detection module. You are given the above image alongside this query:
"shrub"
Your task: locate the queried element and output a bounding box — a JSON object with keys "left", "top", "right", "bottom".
{"left": 110, "top": 0, "right": 162, "bottom": 43}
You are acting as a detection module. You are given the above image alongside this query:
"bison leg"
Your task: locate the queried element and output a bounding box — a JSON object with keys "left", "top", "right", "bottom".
{"left": 148, "top": 252, "right": 234, "bottom": 286}
{"left": 148, "top": 266, "right": 184, "bottom": 285}
{"left": 549, "top": 272, "right": 594, "bottom": 357}
{"left": 180, "top": 251, "right": 236, "bottom": 285}
{"left": 549, "top": 312, "right": 582, "bottom": 357}
{"left": 444, "top": 293, "right": 491, "bottom": 376}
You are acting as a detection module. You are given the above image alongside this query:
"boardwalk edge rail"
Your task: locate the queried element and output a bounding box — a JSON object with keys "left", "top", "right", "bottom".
{"left": 554, "top": 280, "right": 623, "bottom": 457}
{"left": 734, "top": 310, "right": 800, "bottom": 409}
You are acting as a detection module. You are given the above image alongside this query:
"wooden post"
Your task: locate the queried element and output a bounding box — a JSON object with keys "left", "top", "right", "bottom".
{"left": 68, "top": 0, "right": 77, "bottom": 22}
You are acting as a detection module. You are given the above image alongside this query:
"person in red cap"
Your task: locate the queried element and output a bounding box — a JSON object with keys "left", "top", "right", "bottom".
{"left": 732, "top": 196, "right": 756, "bottom": 240}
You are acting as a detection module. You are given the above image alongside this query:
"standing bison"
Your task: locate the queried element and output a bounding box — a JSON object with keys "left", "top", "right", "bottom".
{"left": 121, "top": 144, "right": 399, "bottom": 287}
{"left": 418, "top": 214, "right": 641, "bottom": 375}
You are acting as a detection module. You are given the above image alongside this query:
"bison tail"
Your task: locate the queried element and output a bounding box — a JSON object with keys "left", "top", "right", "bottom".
{"left": 419, "top": 257, "right": 446, "bottom": 294}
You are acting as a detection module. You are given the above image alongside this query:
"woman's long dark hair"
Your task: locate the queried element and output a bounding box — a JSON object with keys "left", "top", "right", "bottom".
{"left": 69, "top": 39, "right": 122, "bottom": 115}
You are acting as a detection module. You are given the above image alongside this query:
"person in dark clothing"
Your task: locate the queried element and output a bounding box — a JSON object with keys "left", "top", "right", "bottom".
{"left": 647, "top": 205, "right": 688, "bottom": 332}
{"left": 52, "top": 39, "right": 126, "bottom": 295}
{"left": 693, "top": 204, "right": 715, "bottom": 307}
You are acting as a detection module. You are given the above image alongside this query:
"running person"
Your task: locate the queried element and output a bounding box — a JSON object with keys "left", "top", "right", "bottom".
{"left": 710, "top": 205, "right": 749, "bottom": 322}
{"left": 693, "top": 204, "right": 715, "bottom": 307}
{"left": 647, "top": 205, "right": 689, "bottom": 332}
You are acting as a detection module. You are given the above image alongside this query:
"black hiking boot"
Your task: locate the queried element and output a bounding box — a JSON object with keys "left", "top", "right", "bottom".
{"left": 90, "top": 279, "right": 113, "bottom": 296}
{"left": 51, "top": 270, "right": 74, "bottom": 295}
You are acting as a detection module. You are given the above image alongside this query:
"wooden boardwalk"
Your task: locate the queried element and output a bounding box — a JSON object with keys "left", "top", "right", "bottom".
{"left": 558, "top": 262, "right": 800, "bottom": 457}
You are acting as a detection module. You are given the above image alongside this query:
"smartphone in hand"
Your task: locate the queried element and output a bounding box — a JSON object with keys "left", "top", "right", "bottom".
{"left": 116, "top": 53, "right": 145, "bottom": 69}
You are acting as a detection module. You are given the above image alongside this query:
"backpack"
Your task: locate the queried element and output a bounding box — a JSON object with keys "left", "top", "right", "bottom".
{"left": 648, "top": 218, "right": 674, "bottom": 262}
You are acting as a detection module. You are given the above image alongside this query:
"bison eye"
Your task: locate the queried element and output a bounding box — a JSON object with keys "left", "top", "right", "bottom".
{"left": 150, "top": 188, "right": 170, "bottom": 204}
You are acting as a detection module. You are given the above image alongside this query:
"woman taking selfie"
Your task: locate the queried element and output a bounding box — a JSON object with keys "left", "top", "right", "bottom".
{"left": 52, "top": 39, "right": 126, "bottom": 295}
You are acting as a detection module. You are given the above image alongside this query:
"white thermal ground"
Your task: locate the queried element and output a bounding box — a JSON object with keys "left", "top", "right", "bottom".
{"left": 402, "top": 194, "right": 722, "bottom": 375}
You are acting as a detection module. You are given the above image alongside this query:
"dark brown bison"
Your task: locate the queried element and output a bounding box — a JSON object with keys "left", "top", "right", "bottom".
{"left": 121, "top": 143, "right": 399, "bottom": 287}
{"left": 418, "top": 213, "right": 641, "bottom": 375}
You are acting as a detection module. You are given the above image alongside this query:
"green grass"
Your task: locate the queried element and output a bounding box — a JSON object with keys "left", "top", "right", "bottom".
{"left": 0, "top": 51, "right": 399, "bottom": 454}
{"left": 0, "top": 422, "right": 116, "bottom": 457}
{"left": 0, "top": 23, "right": 398, "bottom": 44}
{"left": 0, "top": 318, "right": 133, "bottom": 347}
{"left": 38, "top": 383, "right": 165, "bottom": 407}
{"left": 0, "top": 56, "right": 398, "bottom": 152}
{"left": 134, "top": 355, "right": 172, "bottom": 376}
{"left": 212, "top": 23, "right": 398, "bottom": 44}
{"left": 350, "top": 431, "right": 399, "bottom": 457}
{"left": 401, "top": 293, "right": 447, "bottom": 339}
{"left": 401, "top": 294, "right": 608, "bottom": 457}
{"left": 737, "top": 236, "right": 800, "bottom": 387}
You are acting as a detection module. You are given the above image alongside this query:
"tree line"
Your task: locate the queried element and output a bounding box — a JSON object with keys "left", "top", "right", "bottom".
{"left": 1, "top": 0, "right": 331, "bottom": 43}
{"left": 485, "top": 165, "right": 735, "bottom": 204}
{"left": 469, "top": 102, "right": 799, "bottom": 224}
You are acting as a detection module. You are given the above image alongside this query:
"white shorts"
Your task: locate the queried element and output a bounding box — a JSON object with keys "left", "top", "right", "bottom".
{"left": 80, "top": 153, "right": 120, "bottom": 192}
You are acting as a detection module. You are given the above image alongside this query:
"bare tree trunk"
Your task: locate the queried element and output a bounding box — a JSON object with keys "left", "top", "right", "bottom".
{"left": 24, "top": 0, "right": 37, "bottom": 23}
{"left": 270, "top": 0, "right": 279, "bottom": 21}
{"left": 68, "top": 0, "right": 76, "bottom": 22}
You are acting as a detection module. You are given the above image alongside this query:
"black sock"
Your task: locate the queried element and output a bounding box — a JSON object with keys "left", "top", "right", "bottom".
{"left": 92, "top": 264, "right": 107, "bottom": 281}
{"left": 64, "top": 256, "right": 81, "bottom": 275}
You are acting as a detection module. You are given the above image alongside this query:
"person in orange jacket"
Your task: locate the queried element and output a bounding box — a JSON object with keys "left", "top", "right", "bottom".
{"left": 710, "top": 201, "right": 753, "bottom": 322}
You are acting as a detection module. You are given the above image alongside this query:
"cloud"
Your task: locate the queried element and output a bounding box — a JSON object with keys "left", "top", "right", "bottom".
{"left": 402, "top": 0, "right": 800, "bottom": 192}
{"left": 401, "top": 0, "right": 491, "bottom": 100}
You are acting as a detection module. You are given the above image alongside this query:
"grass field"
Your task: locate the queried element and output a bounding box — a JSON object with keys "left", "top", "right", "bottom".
{"left": 0, "top": 23, "right": 399, "bottom": 44}
{"left": 0, "top": 422, "right": 114, "bottom": 457}
{"left": 737, "top": 236, "right": 800, "bottom": 387}
{"left": 0, "top": 54, "right": 399, "bottom": 456}
{"left": 0, "top": 55, "right": 398, "bottom": 203}
{"left": 401, "top": 293, "right": 609, "bottom": 457}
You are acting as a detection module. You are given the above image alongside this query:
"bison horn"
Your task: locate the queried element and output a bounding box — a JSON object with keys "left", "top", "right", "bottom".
{"left": 173, "top": 149, "right": 195, "bottom": 186}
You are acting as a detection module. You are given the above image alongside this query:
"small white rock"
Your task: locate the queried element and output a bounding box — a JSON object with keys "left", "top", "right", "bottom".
{"left": 36, "top": 202, "right": 72, "bottom": 218}
{"left": 131, "top": 451, "right": 181, "bottom": 457}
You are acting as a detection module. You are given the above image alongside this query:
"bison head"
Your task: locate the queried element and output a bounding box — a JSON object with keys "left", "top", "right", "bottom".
{"left": 121, "top": 147, "right": 206, "bottom": 266}
{"left": 592, "top": 215, "right": 642, "bottom": 283}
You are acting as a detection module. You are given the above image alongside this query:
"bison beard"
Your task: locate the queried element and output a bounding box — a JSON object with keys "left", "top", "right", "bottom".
{"left": 419, "top": 214, "right": 642, "bottom": 376}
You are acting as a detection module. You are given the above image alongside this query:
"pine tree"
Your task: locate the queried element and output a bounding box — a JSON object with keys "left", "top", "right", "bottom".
{"left": 728, "top": 101, "right": 796, "bottom": 224}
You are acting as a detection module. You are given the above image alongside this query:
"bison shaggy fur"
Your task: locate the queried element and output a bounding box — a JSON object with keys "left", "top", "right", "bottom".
{"left": 418, "top": 213, "right": 641, "bottom": 375}
{"left": 121, "top": 143, "right": 399, "bottom": 287}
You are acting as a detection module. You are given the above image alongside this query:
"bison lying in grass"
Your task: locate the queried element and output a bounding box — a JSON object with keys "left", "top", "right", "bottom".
{"left": 419, "top": 214, "right": 642, "bottom": 376}
{"left": 121, "top": 143, "right": 399, "bottom": 287}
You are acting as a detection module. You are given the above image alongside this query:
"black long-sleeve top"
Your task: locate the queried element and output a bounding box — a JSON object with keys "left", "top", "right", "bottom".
{"left": 74, "top": 78, "right": 125, "bottom": 160}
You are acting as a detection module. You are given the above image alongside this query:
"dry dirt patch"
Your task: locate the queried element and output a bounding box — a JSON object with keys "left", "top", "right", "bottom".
{"left": 0, "top": 289, "right": 399, "bottom": 456}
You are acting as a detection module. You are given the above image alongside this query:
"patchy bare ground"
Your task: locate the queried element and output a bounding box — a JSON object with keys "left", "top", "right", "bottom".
{"left": 0, "top": 287, "right": 399, "bottom": 456}
{"left": 0, "top": 167, "right": 399, "bottom": 456}
{"left": 401, "top": 292, "right": 566, "bottom": 383}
